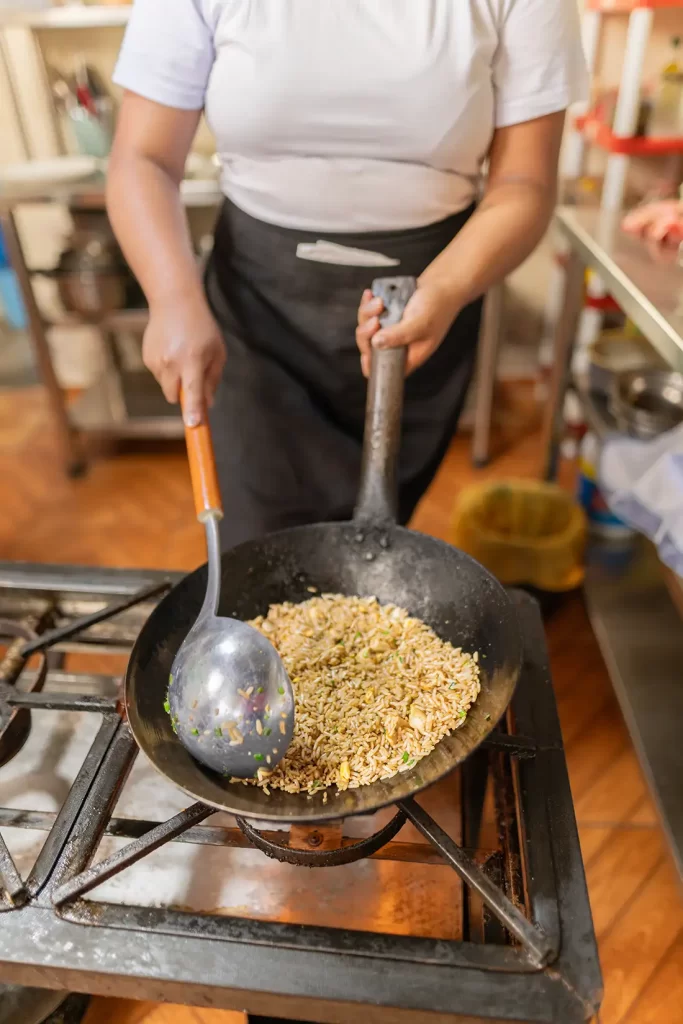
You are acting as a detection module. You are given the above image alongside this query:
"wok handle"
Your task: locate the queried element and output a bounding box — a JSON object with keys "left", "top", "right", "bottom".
{"left": 354, "top": 276, "right": 417, "bottom": 526}
{"left": 180, "top": 391, "right": 224, "bottom": 522}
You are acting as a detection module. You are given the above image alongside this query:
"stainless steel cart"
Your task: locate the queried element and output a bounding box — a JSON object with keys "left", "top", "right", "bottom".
{"left": 0, "top": 177, "right": 222, "bottom": 475}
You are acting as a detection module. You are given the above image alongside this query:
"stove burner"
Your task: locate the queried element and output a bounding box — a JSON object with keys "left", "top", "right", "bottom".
{"left": 0, "top": 564, "right": 602, "bottom": 1024}
{"left": 236, "top": 810, "right": 408, "bottom": 866}
{"left": 0, "top": 619, "right": 49, "bottom": 767}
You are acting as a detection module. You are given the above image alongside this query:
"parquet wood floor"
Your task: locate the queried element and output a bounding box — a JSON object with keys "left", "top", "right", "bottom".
{"left": 1, "top": 386, "right": 681, "bottom": 1024}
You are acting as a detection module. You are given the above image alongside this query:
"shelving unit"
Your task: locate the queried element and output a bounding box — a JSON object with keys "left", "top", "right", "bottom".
{"left": 540, "top": 0, "right": 683, "bottom": 373}
{"left": 0, "top": 7, "right": 240, "bottom": 473}
{"left": 0, "top": 179, "right": 221, "bottom": 474}
{"left": 587, "top": 0, "right": 683, "bottom": 11}
{"left": 0, "top": 5, "right": 130, "bottom": 29}
{"left": 574, "top": 113, "right": 683, "bottom": 155}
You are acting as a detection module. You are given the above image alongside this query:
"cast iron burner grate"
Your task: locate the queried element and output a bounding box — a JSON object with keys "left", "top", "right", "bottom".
{"left": 0, "top": 563, "right": 602, "bottom": 1024}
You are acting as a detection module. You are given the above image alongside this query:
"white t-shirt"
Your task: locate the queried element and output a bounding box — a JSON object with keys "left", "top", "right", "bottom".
{"left": 114, "top": 0, "right": 587, "bottom": 232}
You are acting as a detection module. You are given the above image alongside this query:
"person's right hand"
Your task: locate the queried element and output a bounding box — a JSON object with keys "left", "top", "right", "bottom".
{"left": 142, "top": 290, "right": 226, "bottom": 427}
{"left": 622, "top": 199, "right": 683, "bottom": 245}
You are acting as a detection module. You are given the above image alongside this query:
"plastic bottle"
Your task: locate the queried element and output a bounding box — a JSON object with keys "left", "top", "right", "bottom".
{"left": 560, "top": 391, "right": 585, "bottom": 461}
{"left": 0, "top": 229, "right": 27, "bottom": 331}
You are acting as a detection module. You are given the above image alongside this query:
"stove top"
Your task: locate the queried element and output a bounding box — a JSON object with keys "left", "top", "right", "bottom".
{"left": 0, "top": 562, "right": 602, "bottom": 1024}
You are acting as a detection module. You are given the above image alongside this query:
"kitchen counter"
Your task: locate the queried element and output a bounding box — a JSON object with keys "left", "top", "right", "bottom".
{"left": 555, "top": 206, "right": 683, "bottom": 371}
{"left": 541, "top": 204, "right": 683, "bottom": 877}
{"left": 541, "top": 202, "right": 683, "bottom": 481}
{"left": 584, "top": 541, "right": 683, "bottom": 879}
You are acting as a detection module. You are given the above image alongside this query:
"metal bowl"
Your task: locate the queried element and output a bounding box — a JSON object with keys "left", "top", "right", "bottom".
{"left": 611, "top": 369, "right": 683, "bottom": 439}
{"left": 587, "top": 333, "right": 661, "bottom": 397}
{"left": 56, "top": 270, "right": 127, "bottom": 319}
{"left": 54, "top": 233, "right": 129, "bottom": 319}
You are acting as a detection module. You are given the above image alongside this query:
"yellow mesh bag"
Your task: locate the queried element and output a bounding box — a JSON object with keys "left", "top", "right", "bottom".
{"left": 451, "top": 480, "right": 586, "bottom": 592}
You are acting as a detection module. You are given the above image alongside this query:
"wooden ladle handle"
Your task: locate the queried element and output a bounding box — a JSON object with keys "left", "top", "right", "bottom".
{"left": 180, "top": 392, "right": 223, "bottom": 521}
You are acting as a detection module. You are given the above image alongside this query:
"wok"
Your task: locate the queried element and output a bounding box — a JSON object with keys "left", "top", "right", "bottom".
{"left": 125, "top": 277, "right": 522, "bottom": 823}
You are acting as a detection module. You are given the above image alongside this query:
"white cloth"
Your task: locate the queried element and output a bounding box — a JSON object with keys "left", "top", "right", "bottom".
{"left": 114, "top": 0, "right": 587, "bottom": 231}
{"left": 600, "top": 425, "right": 683, "bottom": 576}
{"left": 295, "top": 241, "right": 400, "bottom": 267}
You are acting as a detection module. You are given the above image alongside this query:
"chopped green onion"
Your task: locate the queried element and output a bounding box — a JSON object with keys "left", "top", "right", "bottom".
{"left": 256, "top": 687, "right": 264, "bottom": 694}
{"left": 448, "top": 681, "right": 457, "bottom": 690}
{"left": 168, "top": 673, "right": 174, "bottom": 686}
{"left": 191, "top": 728, "right": 199, "bottom": 736}
{"left": 264, "top": 727, "right": 272, "bottom": 737}
{"left": 355, "top": 632, "right": 361, "bottom": 640}
{"left": 401, "top": 751, "right": 410, "bottom": 763}
{"left": 254, "top": 753, "right": 264, "bottom": 761}
{"left": 163, "top": 699, "right": 170, "bottom": 714}
{"left": 278, "top": 687, "right": 285, "bottom": 694}
{"left": 214, "top": 726, "right": 223, "bottom": 737}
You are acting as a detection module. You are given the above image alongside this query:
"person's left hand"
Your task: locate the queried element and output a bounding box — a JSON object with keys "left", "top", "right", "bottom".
{"left": 356, "top": 280, "right": 461, "bottom": 377}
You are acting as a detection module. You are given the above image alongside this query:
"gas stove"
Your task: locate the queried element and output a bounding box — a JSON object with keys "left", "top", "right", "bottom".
{"left": 0, "top": 562, "right": 601, "bottom": 1024}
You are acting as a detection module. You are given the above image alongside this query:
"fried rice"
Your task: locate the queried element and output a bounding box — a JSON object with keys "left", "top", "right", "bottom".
{"left": 236, "top": 594, "right": 480, "bottom": 795}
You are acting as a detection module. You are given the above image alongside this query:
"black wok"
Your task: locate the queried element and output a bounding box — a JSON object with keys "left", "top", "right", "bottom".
{"left": 125, "top": 277, "right": 522, "bottom": 823}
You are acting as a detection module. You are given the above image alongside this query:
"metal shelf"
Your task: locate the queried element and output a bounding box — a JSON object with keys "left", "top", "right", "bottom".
{"left": 584, "top": 541, "right": 683, "bottom": 877}
{"left": 42, "top": 308, "right": 149, "bottom": 332}
{"left": 69, "top": 370, "right": 183, "bottom": 440}
{"left": 556, "top": 207, "right": 683, "bottom": 372}
{"left": 0, "top": 5, "right": 131, "bottom": 29}
{"left": 102, "top": 308, "right": 149, "bottom": 332}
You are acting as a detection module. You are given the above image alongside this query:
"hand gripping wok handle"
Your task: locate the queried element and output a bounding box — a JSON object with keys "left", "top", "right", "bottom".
{"left": 354, "top": 276, "right": 417, "bottom": 526}
{"left": 180, "top": 391, "right": 224, "bottom": 522}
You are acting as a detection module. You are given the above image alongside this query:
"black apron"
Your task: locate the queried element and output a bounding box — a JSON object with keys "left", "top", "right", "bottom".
{"left": 205, "top": 201, "right": 482, "bottom": 550}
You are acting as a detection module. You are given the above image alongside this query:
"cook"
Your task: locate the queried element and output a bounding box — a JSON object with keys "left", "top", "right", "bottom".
{"left": 108, "top": 0, "right": 587, "bottom": 549}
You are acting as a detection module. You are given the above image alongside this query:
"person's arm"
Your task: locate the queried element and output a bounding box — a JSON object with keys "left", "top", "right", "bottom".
{"left": 357, "top": 0, "right": 587, "bottom": 376}
{"left": 356, "top": 111, "right": 564, "bottom": 376}
{"left": 106, "top": 93, "right": 225, "bottom": 426}
{"left": 422, "top": 112, "right": 564, "bottom": 307}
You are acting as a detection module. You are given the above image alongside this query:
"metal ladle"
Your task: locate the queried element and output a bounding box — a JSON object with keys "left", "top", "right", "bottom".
{"left": 167, "top": 401, "right": 294, "bottom": 778}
